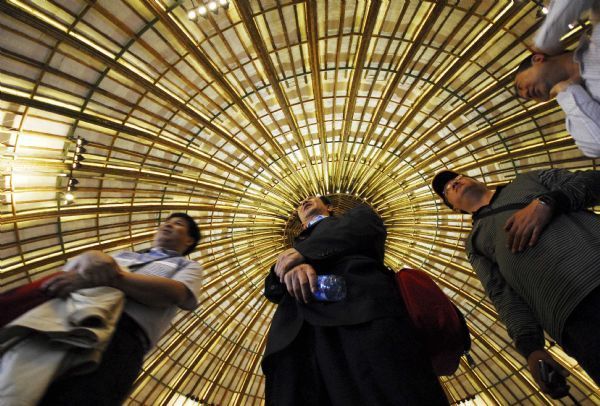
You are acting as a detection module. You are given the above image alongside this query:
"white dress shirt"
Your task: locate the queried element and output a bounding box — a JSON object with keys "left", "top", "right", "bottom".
{"left": 535, "top": 0, "right": 600, "bottom": 157}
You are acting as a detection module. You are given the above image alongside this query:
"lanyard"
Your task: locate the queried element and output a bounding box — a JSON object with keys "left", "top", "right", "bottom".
{"left": 472, "top": 203, "right": 528, "bottom": 222}
{"left": 127, "top": 252, "right": 180, "bottom": 272}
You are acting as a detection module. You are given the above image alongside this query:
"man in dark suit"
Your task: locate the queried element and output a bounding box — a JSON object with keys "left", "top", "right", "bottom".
{"left": 262, "top": 195, "right": 448, "bottom": 406}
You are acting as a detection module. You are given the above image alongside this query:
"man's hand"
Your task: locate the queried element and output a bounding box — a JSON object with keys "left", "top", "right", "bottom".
{"left": 504, "top": 199, "right": 554, "bottom": 253}
{"left": 527, "top": 349, "right": 570, "bottom": 399}
{"left": 274, "top": 248, "right": 305, "bottom": 282}
{"left": 283, "top": 264, "right": 317, "bottom": 304}
{"left": 41, "top": 270, "right": 90, "bottom": 298}
{"left": 65, "top": 250, "right": 122, "bottom": 285}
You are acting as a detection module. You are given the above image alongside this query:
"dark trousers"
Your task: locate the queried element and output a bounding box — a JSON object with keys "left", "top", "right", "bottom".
{"left": 263, "top": 317, "right": 449, "bottom": 406}
{"left": 562, "top": 287, "right": 600, "bottom": 386}
{"left": 39, "top": 313, "right": 147, "bottom": 406}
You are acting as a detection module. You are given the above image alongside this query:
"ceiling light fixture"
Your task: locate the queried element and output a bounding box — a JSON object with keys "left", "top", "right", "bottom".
{"left": 532, "top": 0, "right": 549, "bottom": 18}
{"left": 67, "top": 178, "right": 79, "bottom": 189}
{"left": 187, "top": 1, "right": 231, "bottom": 20}
{"left": 60, "top": 136, "right": 87, "bottom": 204}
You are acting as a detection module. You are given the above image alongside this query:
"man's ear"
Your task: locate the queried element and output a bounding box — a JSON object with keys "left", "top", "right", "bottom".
{"left": 531, "top": 53, "right": 545, "bottom": 64}
{"left": 184, "top": 235, "right": 194, "bottom": 250}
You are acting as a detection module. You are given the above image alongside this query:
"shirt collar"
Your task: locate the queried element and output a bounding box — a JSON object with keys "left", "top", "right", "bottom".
{"left": 307, "top": 214, "right": 329, "bottom": 229}
{"left": 471, "top": 185, "right": 505, "bottom": 220}
{"left": 149, "top": 247, "right": 180, "bottom": 256}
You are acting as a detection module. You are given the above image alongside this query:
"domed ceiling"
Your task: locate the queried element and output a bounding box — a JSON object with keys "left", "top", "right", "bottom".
{"left": 1, "top": 0, "right": 599, "bottom": 404}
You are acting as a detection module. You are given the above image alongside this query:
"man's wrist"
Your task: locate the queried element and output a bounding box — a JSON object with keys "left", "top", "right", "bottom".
{"left": 527, "top": 348, "right": 547, "bottom": 362}
{"left": 536, "top": 196, "right": 555, "bottom": 213}
{"left": 516, "top": 334, "right": 545, "bottom": 358}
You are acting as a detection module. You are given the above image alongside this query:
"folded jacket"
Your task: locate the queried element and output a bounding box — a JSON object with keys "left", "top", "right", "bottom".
{"left": 0, "top": 286, "right": 125, "bottom": 405}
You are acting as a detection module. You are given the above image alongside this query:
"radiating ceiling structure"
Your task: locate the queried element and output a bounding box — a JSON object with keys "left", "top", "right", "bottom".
{"left": 1, "top": 0, "right": 600, "bottom": 404}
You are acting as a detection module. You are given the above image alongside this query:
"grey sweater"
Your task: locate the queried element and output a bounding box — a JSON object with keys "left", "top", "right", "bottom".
{"left": 466, "top": 169, "right": 600, "bottom": 357}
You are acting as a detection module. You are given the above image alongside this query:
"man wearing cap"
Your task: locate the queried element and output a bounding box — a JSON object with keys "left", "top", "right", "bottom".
{"left": 262, "top": 195, "right": 448, "bottom": 405}
{"left": 38, "top": 212, "right": 203, "bottom": 405}
{"left": 432, "top": 168, "right": 600, "bottom": 396}
{"left": 514, "top": 0, "right": 600, "bottom": 157}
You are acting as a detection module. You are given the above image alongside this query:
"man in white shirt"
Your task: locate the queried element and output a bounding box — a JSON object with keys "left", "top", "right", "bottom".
{"left": 38, "top": 212, "right": 203, "bottom": 405}
{"left": 514, "top": 0, "right": 600, "bottom": 158}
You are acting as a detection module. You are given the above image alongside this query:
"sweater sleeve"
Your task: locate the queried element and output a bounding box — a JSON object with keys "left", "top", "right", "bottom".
{"left": 264, "top": 265, "right": 286, "bottom": 304}
{"left": 538, "top": 168, "right": 600, "bottom": 211}
{"left": 468, "top": 251, "right": 545, "bottom": 358}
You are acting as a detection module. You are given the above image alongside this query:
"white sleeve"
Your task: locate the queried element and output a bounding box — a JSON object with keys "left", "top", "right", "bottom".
{"left": 557, "top": 84, "right": 600, "bottom": 157}
{"left": 534, "top": 0, "right": 598, "bottom": 54}
{"left": 172, "top": 261, "right": 203, "bottom": 310}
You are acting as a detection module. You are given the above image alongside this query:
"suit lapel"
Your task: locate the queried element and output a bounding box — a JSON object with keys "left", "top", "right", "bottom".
{"left": 294, "top": 216, "right": 332, "bottom": 243}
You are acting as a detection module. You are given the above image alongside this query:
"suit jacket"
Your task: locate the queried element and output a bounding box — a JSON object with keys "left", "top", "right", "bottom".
{"left": 262, "top": 204, "right": 404, "bottom": 360}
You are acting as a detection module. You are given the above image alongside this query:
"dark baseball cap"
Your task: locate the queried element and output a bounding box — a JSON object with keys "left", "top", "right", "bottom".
{"left": 432, "top": 170, "right": 460, "bottom": 208}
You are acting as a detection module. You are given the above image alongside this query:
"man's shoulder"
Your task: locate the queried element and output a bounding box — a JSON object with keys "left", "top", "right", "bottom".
{"left": 515, "top": 168, "right": 576, "bottom": 186}
{"left": 488, "top": 172, "right": 545, "bottom": 207}
{"left": 163, "top": 255, "right": 201, "bottom": 272}
{"left": 512, "top": 169, "right": 545, "bottom": 181}
{"left": 464, "top": 223, "right": 479, "bottom": 253}
{"left": 346, "top": 203, "right": 378, "bottom": 218}
{"left": 178, "top": 257, "right": 201, "bottom": 269}
{"left": 505, "top": 170, "right": 549, "bottom": 191}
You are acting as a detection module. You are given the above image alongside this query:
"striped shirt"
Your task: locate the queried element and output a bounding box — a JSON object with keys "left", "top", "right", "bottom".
{"left": 535, "top": 0, "right": 600, "bottom": 157}
{"left": 466, "top": 169, "right": 600, "bottom": 357}
{"left": 113, "top": 247, "right": 203, "bottom": 348}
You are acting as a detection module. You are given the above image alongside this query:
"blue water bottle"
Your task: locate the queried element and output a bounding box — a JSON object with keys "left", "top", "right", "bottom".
{"left": 313, "top": 275, "right": 347, "bottom": 302}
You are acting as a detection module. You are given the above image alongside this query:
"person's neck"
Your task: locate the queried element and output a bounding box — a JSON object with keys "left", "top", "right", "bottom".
{"left": 467, "top": 189, "right": 495, "bottom": 214}
{"left": 555, "top": 52, "right": 580, "bottom": 82}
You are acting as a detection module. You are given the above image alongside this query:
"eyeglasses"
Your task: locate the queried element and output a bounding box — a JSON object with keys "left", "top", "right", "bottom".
{"left": 443, "top": 175, "right": 463, "bottom": 197}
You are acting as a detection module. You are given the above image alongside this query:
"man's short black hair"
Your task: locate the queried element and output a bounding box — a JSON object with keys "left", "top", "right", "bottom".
{"left": 317, "top": 195, "right": 335, "bottom": 216}
{"left": 167, "top": 212, "right": 200, "bottom": 256}
{"left": 516, "top": 54, "right": 534, "bottom": 75}
{"left": 318, "top": 195, "right": 332, "bottom": 206}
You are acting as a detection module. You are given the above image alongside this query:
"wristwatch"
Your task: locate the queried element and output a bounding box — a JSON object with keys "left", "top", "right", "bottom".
{"left": 537, "top": 195, "right": 555, "bottom": 209}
